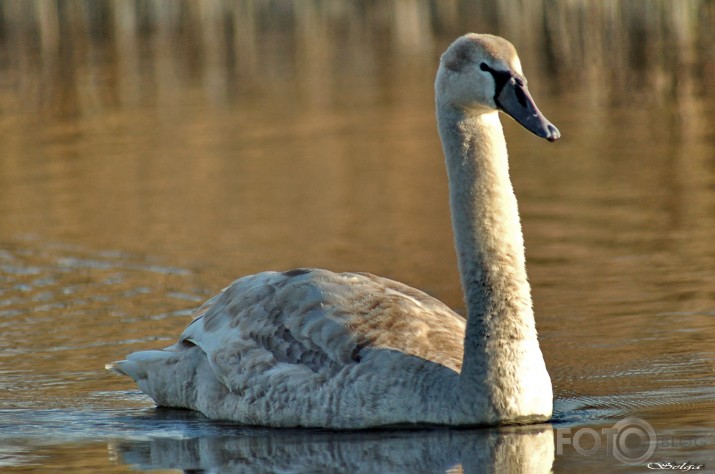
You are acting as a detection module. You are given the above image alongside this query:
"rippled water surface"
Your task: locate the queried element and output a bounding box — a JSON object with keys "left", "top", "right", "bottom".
{"left": 1, "top": 1, "right": 714, "bottom": 472}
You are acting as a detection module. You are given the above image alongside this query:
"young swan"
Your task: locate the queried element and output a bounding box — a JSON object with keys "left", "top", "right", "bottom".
{"left": 109, "top": 33, "right": 560, "bottom": 429}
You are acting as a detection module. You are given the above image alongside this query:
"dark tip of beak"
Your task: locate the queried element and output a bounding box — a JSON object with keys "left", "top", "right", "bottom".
{"left": 546, "top": 124, "right": 560, "bottom": 142}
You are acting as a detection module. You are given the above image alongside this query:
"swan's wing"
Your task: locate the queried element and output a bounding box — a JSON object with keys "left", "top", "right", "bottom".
{"left": 339, "top": 271, "right": 466, "bottom": 370}
{"left": 179, "top": 268, "right": 466, "bottom": 393}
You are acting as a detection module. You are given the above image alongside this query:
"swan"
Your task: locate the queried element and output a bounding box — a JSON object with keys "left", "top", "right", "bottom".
{"left": 108, "top": 33, "right": 560, "bottom": 428}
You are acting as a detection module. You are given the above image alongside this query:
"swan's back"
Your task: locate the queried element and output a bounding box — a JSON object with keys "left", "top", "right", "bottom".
{"left": 112, "top": 269, "right": 466, "bottom": 427}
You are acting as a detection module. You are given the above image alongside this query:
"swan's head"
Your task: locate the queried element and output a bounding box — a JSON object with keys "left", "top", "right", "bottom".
{"left": 436, "top": 33, "right": 560, "bottom": 142}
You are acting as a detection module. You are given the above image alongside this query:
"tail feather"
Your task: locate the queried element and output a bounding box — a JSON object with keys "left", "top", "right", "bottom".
{"left": 106, "top": 350, "right": 173, "bottom": 381}
{"left": 107, "top": 347, "right": 206, "bottom": 409}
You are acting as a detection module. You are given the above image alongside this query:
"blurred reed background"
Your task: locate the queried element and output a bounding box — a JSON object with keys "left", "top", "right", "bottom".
{"left": 0, "top": 0, "right": 712, "bottom": 117}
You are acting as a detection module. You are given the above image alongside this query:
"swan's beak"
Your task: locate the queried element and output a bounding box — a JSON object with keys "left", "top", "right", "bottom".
{"left": 496, "top": 77, "right": 560, "bottom": 142}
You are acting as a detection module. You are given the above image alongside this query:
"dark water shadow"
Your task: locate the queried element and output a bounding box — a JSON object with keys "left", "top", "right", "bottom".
{"left": 0, "top": 405, "right": 553, "bottom": 472}
{"left": 108, "top": 409, "right": 555, "bottom": 473}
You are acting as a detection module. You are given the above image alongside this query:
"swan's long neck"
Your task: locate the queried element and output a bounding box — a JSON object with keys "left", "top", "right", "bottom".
{"left": 437, "top": 103, "right": 549, "bottom": 421}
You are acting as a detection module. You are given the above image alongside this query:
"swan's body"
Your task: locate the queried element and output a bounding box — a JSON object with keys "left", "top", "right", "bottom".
{"left": 109, "top": 33, "right": 560, "bottom": 428}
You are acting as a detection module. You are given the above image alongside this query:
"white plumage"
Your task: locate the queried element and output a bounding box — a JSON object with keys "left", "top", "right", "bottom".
{"left": 109, "top": 33, "right": 560, "bottom": 428}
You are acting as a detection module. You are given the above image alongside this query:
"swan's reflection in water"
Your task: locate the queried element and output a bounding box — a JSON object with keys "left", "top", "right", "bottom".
{"left": 110, "top": 410, "right": 554, "bottom": 473}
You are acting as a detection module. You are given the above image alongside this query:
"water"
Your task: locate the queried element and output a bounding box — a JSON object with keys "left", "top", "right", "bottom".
{"left": 1, "top": 1, "right": 714, "bottom": 472}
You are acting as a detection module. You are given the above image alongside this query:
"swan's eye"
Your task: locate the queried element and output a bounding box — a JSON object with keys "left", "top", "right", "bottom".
{"left": 514, "top": 86, "right": 528, "bottom": 107}
{"left": 479, "top": 63, "right": 512, "bottom": 93}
